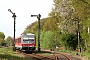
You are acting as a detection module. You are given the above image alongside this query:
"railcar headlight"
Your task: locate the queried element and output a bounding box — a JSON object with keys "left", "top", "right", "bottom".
{"left": 22, "top": 44, "right": 25, "bottom": 46}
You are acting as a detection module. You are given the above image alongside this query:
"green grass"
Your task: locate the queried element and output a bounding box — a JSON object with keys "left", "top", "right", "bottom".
{"left": 0, "top": 46, "right": 32, "bottom": 60}
{"left": 81, "top": 52, "right": 90, "bottom": 59}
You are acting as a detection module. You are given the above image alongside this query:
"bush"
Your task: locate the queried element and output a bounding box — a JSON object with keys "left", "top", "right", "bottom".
{"left": 36, "top": 31, "right": 57, "bottom": 50}
{"left": 0, "top": 38, "right": 5, "bottom": 46}
{"left": 60, "top": 34, "right": 78, "bottom": 50}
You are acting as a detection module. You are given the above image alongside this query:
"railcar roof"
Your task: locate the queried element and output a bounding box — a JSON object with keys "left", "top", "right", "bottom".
{"left": 15, "top": 33, "right": 35, "bottom": 39}
{"left": 21, "top": 33, "right": 35, "bottom": 35}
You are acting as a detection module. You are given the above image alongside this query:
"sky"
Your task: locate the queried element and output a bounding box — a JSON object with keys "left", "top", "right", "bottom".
{"left": 0, "top": 0, "right": 53, "bottom": 38}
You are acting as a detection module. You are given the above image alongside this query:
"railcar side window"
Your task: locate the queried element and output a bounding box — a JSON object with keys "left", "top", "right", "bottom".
{"left": 18, "top": 38, "right": 21, "bottom": 43}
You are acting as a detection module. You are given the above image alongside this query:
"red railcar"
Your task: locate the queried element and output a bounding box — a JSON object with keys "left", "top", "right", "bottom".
{"left": 15, "top": 33, "right": 36, "bottom": 51}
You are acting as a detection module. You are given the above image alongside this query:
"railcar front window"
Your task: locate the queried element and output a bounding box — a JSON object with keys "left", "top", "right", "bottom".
{"left": 28, "top": 39, "right": 34, "bottom": 43}
{"left": 23, "top": 35, "right": 34, "bottom": 44}
{"left": 23, "top": 38, "right": 34, "bottom": 44}
{"left": 23, "top": 39, "right": 34, "bottom": 44}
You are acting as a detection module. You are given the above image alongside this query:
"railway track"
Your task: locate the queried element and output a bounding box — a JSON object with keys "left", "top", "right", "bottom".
{"left": 15, "top": 50, "right": 81, "bottom": 60}
{"left": 17, "top": 50, "right": 76, "bottom": 60}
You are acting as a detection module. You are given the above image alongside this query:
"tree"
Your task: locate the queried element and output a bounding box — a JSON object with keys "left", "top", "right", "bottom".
{"left": 72, "top": 0, "right": 90, "bottom": 50}
{"left": 6, "top": 36, "right": 13, "bottom": 46}
{"left": 0, "top": 32, "right": 5, "bottom": 39}
{"left": 37, "top": 31, "right": 57, "bottom": 50}
{"left": 0, "top": 32, "right": 5, "bottom": 46}
{"left": 43, "top": 17, "right": 58, "bottom": 32}
{"left": 0, "top": 38, "right": 5, "bottom": 46}
{"left": 72, "top": 0, "right": 90, "bottom": 20}
{"left": 49, "top": 0, "right": 76, "bottom": 34}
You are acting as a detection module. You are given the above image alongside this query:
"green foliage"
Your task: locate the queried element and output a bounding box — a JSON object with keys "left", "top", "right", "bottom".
{"left": 36, "top": 31, "right": 57, "bottom": 49}
{"left": 44, "top": 31, "right": 56, "bottom": 49}
{"left": 49, "top": 0, "right": 77, "bottom": 34}
{"left": 60, "top": 34, "right": 78, "bottom": 50}
{"left": 60, "top": 33, "right": 85, "bottom": 50}
{"left": 40, "top": 31, "right": 45, "bottom": 49}
{"left": 72, "top": 0, "right": 90, "bottom": 34}
{"left": 6, "top": 36, "right": 13, "bottom": 46}
{"left": 0, "top": 38, "right": 5, "bottom": 46}
{"left": 71, "top": 0, "right": 90, "bottom": 51}
{"left": 43, "top": 17, "right": 58, "bottom": 32}
{"left": 72, "top": 0, "right": 90, "bottom": 20}
{"left": 0, "top": 32, "right": 5, "bottom": 39}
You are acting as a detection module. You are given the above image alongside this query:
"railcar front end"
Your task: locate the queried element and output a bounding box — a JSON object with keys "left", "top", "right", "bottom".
{"left": 22, "top": 34, "right": 36, "bottom": 51}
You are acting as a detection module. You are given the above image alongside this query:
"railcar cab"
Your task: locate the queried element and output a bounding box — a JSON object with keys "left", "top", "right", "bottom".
{"left": 21, "top": 33, "right": 36, "bottom": 51}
